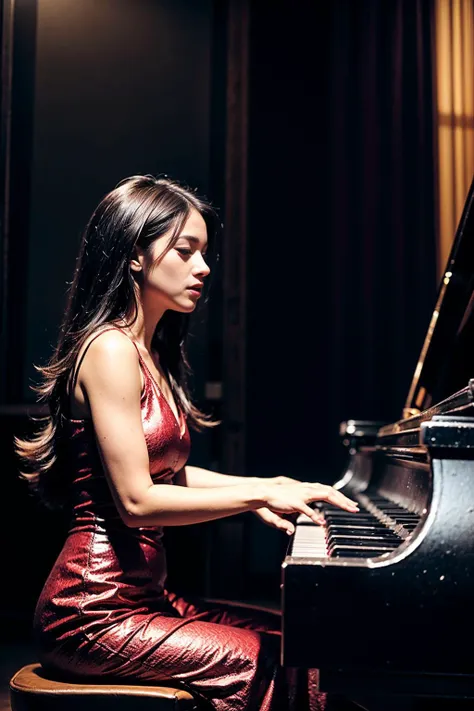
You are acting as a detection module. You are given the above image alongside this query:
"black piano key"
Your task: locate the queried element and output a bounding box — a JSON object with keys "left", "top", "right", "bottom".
{"left": 324, "top": 513, "right": 377, "bottom": 521}
{"left": 377, "top": 505, "right": 414, "bottom": 511}
{"left": 326, "top": 518, "right": 379, "bottom": 526}
{"left": 365, "top": 497, "right": 404, "bottom": 507}
{"left": 378, "top": 508, "right": 419, "bottom": 517}
{"left": 328, "top": 525, "right": 399, "bottom": 535}
{"left": 328, "top": 543, "right": 398, "bottom": 555}
{"left": 328, "top": 524, "right": 388, "bottom": 531}
{"left": 367, "top": 496, "right": 401, "bottom": 504}
{"left": 331, "top": 546, "right": 394, "bottom": 558}
{"left": 369, "top": 498, "right": 421, "bottom": 518}
{"left": 324, "top": 507, "right": 372, "bottom": 514}
{"left": 329, "top": 538, "right": 397, "bottom": 549}
{"left": 328, "top": 533, "right": 401, "bottom": 544}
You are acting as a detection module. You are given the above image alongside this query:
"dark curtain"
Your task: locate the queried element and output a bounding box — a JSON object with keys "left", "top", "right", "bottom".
{"left": 246, "top": 0, "right": 437, "bottom": 483}
{"left": 328, "top": 0, "right": 437, "bottom": 434}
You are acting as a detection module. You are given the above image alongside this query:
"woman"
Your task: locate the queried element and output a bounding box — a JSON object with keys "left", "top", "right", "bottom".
{"left": 15, "top": 174, "right": 359, "bottom": 711}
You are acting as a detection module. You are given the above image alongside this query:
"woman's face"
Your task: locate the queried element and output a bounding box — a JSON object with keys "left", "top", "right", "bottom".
{"left": 134, "top": 208, "right": 210, "bottom": 314}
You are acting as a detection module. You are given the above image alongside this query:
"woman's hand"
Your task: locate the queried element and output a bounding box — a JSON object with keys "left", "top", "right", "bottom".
{"left": 253, "top": 506, "right": 300, "bottom": 535}
{"left": 253, "top": 476, "right": 301, "bottom": 535}
{"left": 260, "top": 481, "right": 359, "bottom": 525}
{"left": 252, "top": 476, "right": 357, "bottom": 534}
{"left": 267, "top": 475, "right": 301, "bottom": 486}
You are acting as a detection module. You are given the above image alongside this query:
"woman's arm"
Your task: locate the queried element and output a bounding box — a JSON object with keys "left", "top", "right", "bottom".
{"left": 80, "top": 330, "right": 358, "bottom": 529}
{"left": 79, "top": 331, "right": 270, "bottom": 527}
{"left": 175, "top": 465, "right": 260, "bottom": 488}
{"left": 175, "top": 467, "right": 308, "bottom": 535}
{"left": 123, "top": 481, "right": 267, "bottom": 527}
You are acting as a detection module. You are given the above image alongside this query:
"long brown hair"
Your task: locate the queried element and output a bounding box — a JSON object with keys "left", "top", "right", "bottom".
{"left": 14, "top": 174, "right": 221, "bottom": 508}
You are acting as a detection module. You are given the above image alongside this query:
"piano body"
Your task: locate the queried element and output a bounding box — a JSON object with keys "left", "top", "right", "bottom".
{"left": 281, "top": 177, "right": 474, "bottom": 699}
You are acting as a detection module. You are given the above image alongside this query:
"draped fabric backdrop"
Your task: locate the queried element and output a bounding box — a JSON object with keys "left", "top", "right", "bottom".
{"left": 327, "top": 0, "right": 438, "bottom": 448}
{"left": 245, "top": 0, "right": 438, "bottom": 486}
{"left": 434, "top": 0, "right": 474, "bottom": 277}
{"left": 240, "top": 0, "right": 439, "bottom": 599}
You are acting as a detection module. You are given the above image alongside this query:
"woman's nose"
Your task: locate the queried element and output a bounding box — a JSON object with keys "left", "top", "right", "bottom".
{"left": 194, "top": 253, "right": 211, "bottom": 277}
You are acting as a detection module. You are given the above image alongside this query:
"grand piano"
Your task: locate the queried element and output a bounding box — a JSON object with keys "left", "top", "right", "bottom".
{"left": 281, "top": 176, "right": 474, "bottom": 700}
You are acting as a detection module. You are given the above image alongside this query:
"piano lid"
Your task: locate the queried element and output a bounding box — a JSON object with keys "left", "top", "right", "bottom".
{"left": 404, "top": 175, "right": 474, "bottom": 415}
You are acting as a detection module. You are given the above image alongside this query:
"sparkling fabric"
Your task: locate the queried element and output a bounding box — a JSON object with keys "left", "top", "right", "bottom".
{"left": 33, "top": 327, "right": 334, "bottom": 710}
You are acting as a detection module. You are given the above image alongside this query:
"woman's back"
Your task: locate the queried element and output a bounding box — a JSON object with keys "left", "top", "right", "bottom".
{"left": 34, "top": 326, "right": 191, "bottom": 672}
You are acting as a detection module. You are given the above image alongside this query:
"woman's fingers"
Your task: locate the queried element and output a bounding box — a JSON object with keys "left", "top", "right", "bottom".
{"left": 297, "top": 502, "right": 325, "bottom": 525}
{"left": 268, "top": 479, "right": 359, "bottom": 513}
{"left": 263, "top": 482, "right": 358, "bottom": 522}
{"left": 279, "top": 519, "right": 296, "bottom": 535}
{"left": 323, "top": 486, "right": 359, "bottom": 511}
{"left": 305, "top": 483, "right": 359, "bottom": 512}
{"left": 261, "top": 508, "right": 296, "bottom": 535}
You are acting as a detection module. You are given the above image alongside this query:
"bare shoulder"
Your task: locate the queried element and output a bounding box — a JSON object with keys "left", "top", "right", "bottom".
{"left": 81, "top": 327, "right": 137, "bottom": 364}
{"left": 70, "top": 327, "right": 144, "bottom": 419}
{"left": 79, "top": 328, "right": 141, "bottom": 389}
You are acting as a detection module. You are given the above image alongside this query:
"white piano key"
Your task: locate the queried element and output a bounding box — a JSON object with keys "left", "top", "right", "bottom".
{"left": 291, "top": 523, "right": 328, "bottom": 558}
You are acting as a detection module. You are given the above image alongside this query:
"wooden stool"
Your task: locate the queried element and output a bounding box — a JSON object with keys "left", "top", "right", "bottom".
{"left": 10, "top": 662, "right": 206, "bottom": 711}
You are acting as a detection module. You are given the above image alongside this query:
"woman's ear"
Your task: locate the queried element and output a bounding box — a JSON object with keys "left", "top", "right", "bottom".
{"left": 130, "top": 246, "right": 144, "bottom": 273}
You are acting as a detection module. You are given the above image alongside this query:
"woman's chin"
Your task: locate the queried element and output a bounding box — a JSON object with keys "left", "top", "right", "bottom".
{"left": 171, "top": 298, "right": 198, "bottom": 313}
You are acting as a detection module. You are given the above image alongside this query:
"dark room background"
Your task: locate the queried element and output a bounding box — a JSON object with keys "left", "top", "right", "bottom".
{"left": 0, "top": 0, "right": 457, "bottom": 636}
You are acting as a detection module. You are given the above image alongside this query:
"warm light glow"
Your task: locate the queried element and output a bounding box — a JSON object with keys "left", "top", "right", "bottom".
{"left": 435, "top": 0, "right": 474, "bottom": 278}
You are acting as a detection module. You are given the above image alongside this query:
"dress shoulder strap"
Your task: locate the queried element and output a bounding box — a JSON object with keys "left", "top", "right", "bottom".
{"left": 65, "top": 326, "right": 143, "bottom": 417}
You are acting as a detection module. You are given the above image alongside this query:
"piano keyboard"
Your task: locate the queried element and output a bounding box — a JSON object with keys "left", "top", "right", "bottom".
{"left": 291, "top": 493, "right": 421, "bottom": 559}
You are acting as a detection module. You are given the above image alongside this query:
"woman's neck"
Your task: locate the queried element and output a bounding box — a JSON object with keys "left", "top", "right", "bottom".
{"left": 115, "top": 300, "right": 165, "bottom": 352}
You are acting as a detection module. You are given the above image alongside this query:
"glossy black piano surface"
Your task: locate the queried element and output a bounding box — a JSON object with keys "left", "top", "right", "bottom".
{"left": 281, "top": 177, "right": 474, "bottom": 698}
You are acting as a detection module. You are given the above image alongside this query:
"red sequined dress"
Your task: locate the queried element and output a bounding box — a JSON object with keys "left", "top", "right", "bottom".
{"left": 33, "top": 327, "right": 331, "bottom": 711}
